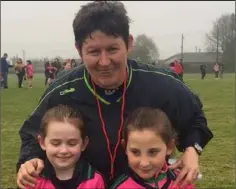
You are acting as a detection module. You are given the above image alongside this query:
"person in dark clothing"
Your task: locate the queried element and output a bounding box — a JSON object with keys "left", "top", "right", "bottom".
{"left": 53, "top": 58, "right": 62, "bottom": 75}
{"left": 200, "top": 64, "right": 207, "bottom": 80}
{"left": 0, "top": 73, "right": 3, "bottom": 88}
{"left": 46, "top": 62, "right": 57, "bottom": 86}
{"left": 71, "top": 59, "right": 77, "bottom": 68}
{"left": 44, "top": 61, "right": 50, "bottom": 86}
{"left": 16, "top": 1, "right": 213, "bottom": 188}
{"left": 0, "top": 53, "right": 13, "bottom": 88}
{"left": 219, "top": 63, "right": 224, "bottom": 79}
{"left": 22, "top": 66, "right": 27, "bottom": 81}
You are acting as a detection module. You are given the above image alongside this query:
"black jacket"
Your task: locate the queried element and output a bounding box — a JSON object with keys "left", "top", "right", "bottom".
{"left": 40, "top": 158, "right": 104, "bottom": 189}
{"left": 0, "top": 57, "right": 13, "bottom": 73}
{"left": 17, "top": 59, "right": 213, "bottom": 185}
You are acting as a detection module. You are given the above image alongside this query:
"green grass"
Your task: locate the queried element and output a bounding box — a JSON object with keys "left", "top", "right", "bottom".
{"left": 1, "top": 73, "right": 235, "bottom": 188}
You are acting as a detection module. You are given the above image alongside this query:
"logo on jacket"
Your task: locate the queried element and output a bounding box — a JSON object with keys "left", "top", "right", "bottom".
{"left": 60, "top": 88, "right": 75, "bottom": 95}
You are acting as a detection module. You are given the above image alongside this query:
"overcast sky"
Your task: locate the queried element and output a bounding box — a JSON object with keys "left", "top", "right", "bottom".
{"left": 1, "top": 1, "right": 235, "bottom": 60}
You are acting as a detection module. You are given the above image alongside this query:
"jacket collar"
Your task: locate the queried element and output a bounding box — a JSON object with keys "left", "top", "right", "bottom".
{"left": 83, "top": 59, "right": 134, "bottom": 105}
{"left": 127, "top": 162, "right": 176, "bottom": 189}
{"left": 40, "top": 158, "right": 93, "bottom": 186}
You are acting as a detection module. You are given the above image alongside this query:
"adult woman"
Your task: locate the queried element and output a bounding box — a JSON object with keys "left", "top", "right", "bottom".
{"left": 14, "top": 58, "right": 25, "bottom": 88}
{"left": 17, "top": 1, "right": 213, "bottom": 188}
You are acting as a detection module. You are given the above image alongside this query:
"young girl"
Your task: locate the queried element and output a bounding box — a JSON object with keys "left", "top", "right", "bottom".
{"left": 26, "top": 105, "right": 105, "bottom": 189}
{"left": 63, "top": 61, "right": 72, "bottom": 70}
{"left": 213, "top": 62, "right": 220, "bottom": 79}
{"left": 111, "top": 107, "right": 195, "bottom": 189}
{"left": 26, "top": 60, "right": 33, "bottom": 88}
{"left": 47, "top": 62, "right": 57, "bottom": 86}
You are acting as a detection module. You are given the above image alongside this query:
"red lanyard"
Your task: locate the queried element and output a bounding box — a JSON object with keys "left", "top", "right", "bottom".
{"left": 91, "top": 74, "right": 127, "bottom": 179}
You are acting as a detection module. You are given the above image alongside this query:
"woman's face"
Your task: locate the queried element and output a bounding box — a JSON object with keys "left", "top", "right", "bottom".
{"left": 76, "top": 30, "right": 133, "bottom": 89}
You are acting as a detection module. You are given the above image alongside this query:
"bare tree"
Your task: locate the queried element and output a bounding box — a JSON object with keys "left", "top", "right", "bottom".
{"left": 205, "top": 13, "right": 235, "bottom": 70}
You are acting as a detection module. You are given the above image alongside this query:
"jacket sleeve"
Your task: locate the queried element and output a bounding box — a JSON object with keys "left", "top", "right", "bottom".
{"left": 16, "top": 86, "right": 55, "bottom": 171}
{"left": 167, "top": 80, "right": 213, "bottom": 152}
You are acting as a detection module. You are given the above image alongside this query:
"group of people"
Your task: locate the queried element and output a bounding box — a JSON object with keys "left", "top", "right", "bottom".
{"left": 0, "top": 54, "right": 79, "bottom": 89}
{"left": 14, "top": 58, "right": 34, "bottom": 88}
{"left": 0, "top": 53, "right": 33, "bottom": 89}
{"left": 168, "top": 60, "right": 225, "bottom": 81}
{"left": 16, "top": 1, "right": 213, "bottom": 189}
{"left": 200, "top": 62, "right": 224, "bottom": 80}
{"left": 44, "top": 61, "right": 58, "bottom": 86}
{"left": 44, "top": 58, "right": 78, "bottom": 86}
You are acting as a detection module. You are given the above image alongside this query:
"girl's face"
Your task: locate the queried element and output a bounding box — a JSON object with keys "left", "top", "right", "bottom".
{"left": 123, "top": 129, "right": 175, "bottom": 179}
{"left": 38, "top": 121, "right": 88, "bottom": 172}
{"left": 64, "top": 62, "right": 72, "bottom": 70}
{"left": 17, "top": 59, "right": 22, "bottom": 64}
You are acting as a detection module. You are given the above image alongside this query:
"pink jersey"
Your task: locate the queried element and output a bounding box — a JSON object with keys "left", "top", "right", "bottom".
{"left": 213, "top": 64, "right": 219, "bottom": 72}
{"left": 26, "top": 172, "right": 104, "bottom": 189}
{"left": 25, "top": 160, "right": 105, "bottom": 189}
{"left": 111, "top": 163, "right": 195, "bottom": 189}
{"left": 26, "top": 64, "right": 33, "bottom": 76}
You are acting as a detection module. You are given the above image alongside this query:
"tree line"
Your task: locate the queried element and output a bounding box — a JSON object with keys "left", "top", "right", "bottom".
{"left": 8, "top": 12, "right": 235, "bottom": 73}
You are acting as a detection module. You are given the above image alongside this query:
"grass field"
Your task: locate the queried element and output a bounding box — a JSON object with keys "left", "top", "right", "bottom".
{"left": 1, "top": 73, "right": 235, "bottom": 188}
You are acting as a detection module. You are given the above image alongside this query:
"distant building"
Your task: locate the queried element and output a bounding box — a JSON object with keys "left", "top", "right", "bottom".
{"left": 159, "top": 52, "right": 222, "bottom": 73}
